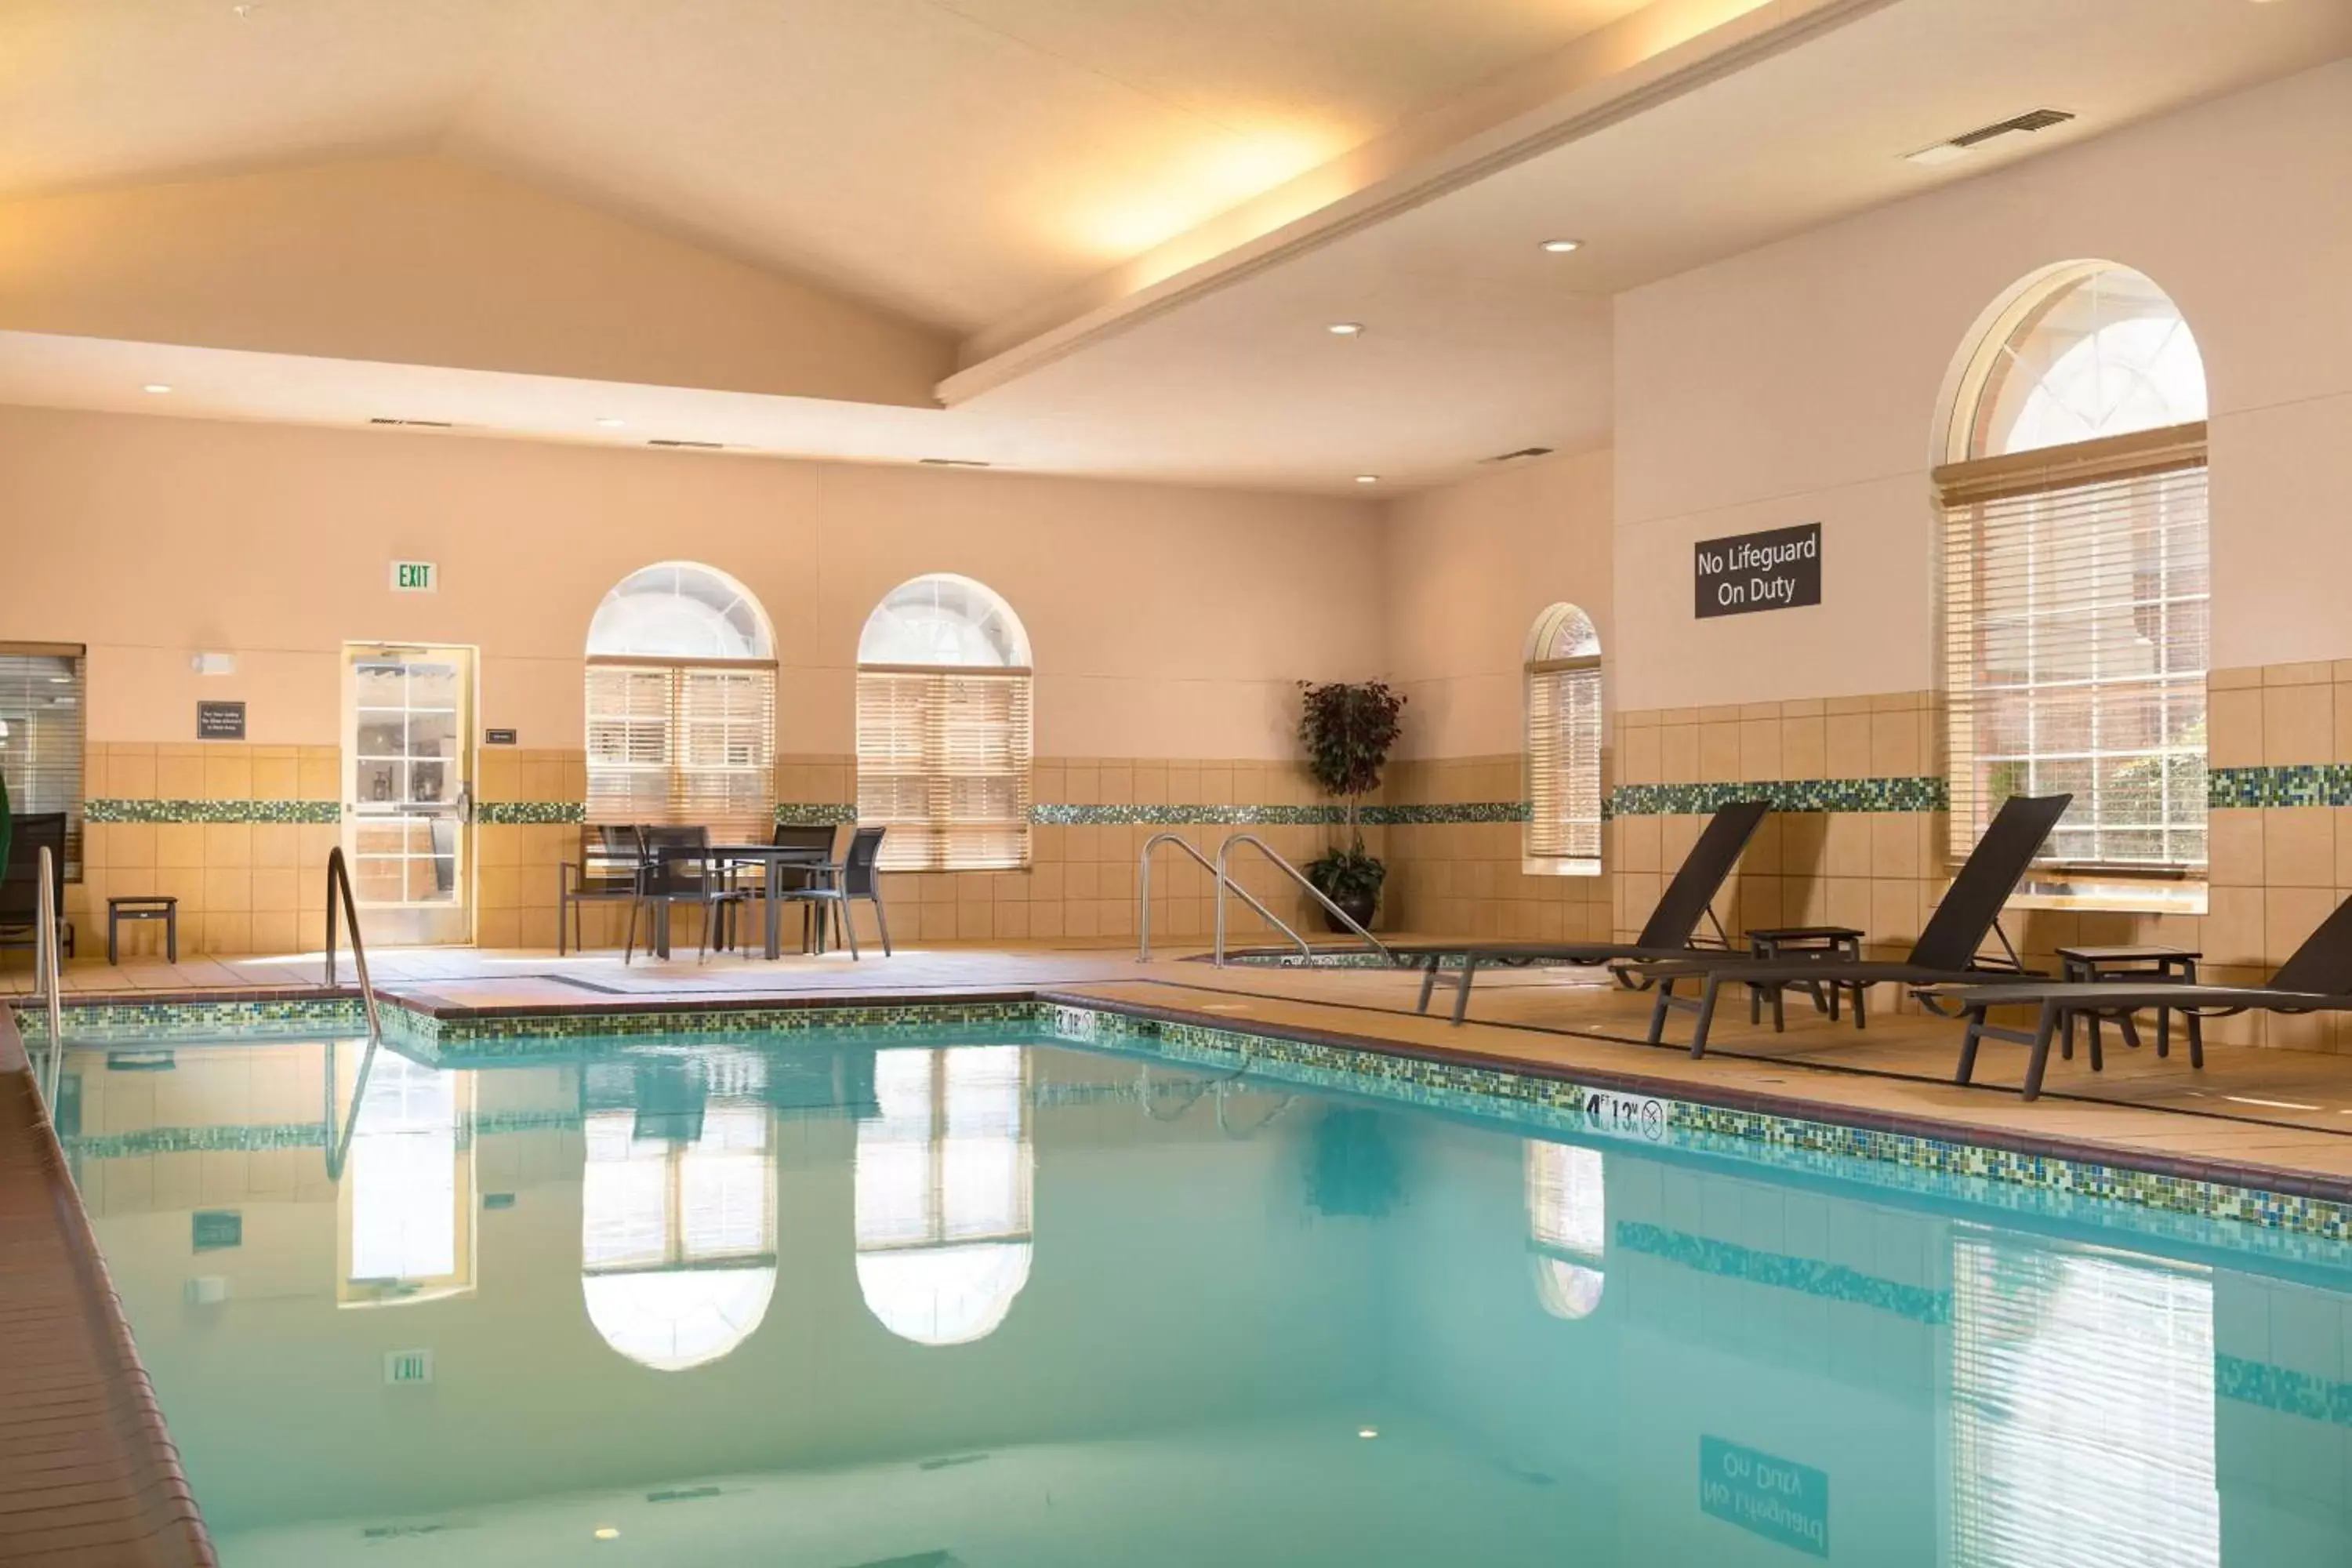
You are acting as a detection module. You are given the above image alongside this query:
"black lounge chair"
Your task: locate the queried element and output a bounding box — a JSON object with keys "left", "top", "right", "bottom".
{"left": 1390, "top": 798, "right": 1769, "bottom": 1024}
{"left": 1939, "top": 891, "right": 2352, "bottom": 1100}
{"left": 1629, "top": 792, "right": 2072, "bottom": 1058}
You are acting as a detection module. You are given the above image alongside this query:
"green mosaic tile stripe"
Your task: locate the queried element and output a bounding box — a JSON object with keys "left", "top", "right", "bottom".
{"left": 2209, "top": 764, "right": 2352, "bottom": 810}
{"left": 1610, "top": 778, "right": 1947, "bottom": 817}
{"left": 1614, "top": 1221, "right": 1951, "bottom": 1324}
{"left": 1029, "top": 803, "right": 1347, "bottom": 826}
{"left": 385, "top": 998, "right": 1043, "bottom": 1052}
{"left": 775, "top": 803, "right": 859, "bottom": 826}
{"left": 15, "top": 996, "right": 366, "bottom": 1043}
{"left": 478, "top": 800, "right": 586, "bottom": 826}
{"left": 1362, "top": 802, "right": 1530, "bottom": 826}
{"left": 85, "top": 798, "right": 341, "bottom": 825}
{"left": 2216, "top": 1353, "right": 2352, "bottom": 1427}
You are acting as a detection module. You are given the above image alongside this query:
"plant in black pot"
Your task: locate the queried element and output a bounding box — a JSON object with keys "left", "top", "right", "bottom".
{"left": 1297, "top": 679, "right": 1405, "bottom": 934}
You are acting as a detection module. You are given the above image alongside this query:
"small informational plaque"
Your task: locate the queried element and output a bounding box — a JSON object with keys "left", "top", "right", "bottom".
{"left": 192, "top": 1210, "right": 243, "bottom": 1252}
{"left": 1694, "top": 523, "right": 1821, "bottom": 619}
{"left": 196, "top": 700, "right": 247, "bottom": 741}
{"left": 1700, "top": 1436, "right": 1828, "bottom": 1557}
{"left": 484, "top": 728, "right": 518, "bottom": 746}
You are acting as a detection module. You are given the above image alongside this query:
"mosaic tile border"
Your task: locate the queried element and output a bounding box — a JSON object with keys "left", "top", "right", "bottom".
{"left": 85, "top": 798, "right": 341, "bottom": 825}
{"left": 1614, "top": 1220, "right": 1951, "bottom": 1324}
{"left": 1609, "top": 777, "right": 1948, "bottom": 817}
{"left": 477, "top": 800, "right": 586, "bottom": 826}
{"left": 383, "top": 997, "right": 1042, "bottom": 1052}
{"left": 13, "top": 996, "right": 366, "bottom": 1044}
{"left": 2216, "top": 1352, "right": 2352, "bottom": 1428}
{"left": 775, "top": 803, "right": 859, "bottom": 827}
{"left": 2209, "top": 764, "right": 2352, "bottom": 810}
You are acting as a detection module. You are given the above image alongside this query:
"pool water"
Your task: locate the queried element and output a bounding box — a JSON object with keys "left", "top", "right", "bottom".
{"left": 50, "top": 1014, "right": 2352, "bottom": 1566}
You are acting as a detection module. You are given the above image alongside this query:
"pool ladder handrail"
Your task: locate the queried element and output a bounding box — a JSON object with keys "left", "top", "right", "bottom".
{"left": 322, "top": 845, "right": 383, "bottom": 1045}
{"left": 1213, "top": 832, "right": 1392, "bottom": 970}
{"left": 1138, "top": 831, "right": 1307, "bottom": 962}
{"left": 30, "top": 844, "right": 64, "bottom": 1114}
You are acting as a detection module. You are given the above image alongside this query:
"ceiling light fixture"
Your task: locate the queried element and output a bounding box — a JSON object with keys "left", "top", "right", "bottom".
{"left": 1538, "top": 238, "right": 1583, "bottom": 254}
{"left": 596, "top": 417, "right": 626, "bottom": 429}
{"left": 1358, "top": 1427, "right": 1381, "bottom": 1439}
{"left": 1327, "top": 321, "right": 1363, "bottom": 336}
{"left": 1354, "top": 475, "right": 1379, "bottom": 485}
{"left": 143, "top": 383, "right": 172, "bottom": 394}
{"left": 592, "top": 1526, "right": 620, "bottom": 1541}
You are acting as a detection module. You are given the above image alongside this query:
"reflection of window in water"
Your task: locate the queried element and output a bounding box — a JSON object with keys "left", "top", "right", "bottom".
{"left": 1951, "top": 1231, "right": 2216, "bottom": 1567}
{"left": 855, "top": 1047, "right": 1033, "bottom": 1345}
{"left": 1525, "top": 1141, "right": 1604, "bottom": 1319}
{"left": 581, "top": 1102, "right": 776, "bottom": 1371}
{"left": 340, "top": 1053, "right": 473, "bottom": 1305}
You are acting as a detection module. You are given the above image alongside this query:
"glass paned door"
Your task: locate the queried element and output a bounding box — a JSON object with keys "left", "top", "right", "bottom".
{"left": 343, "top": 645, "right": 476, "bottom": 945}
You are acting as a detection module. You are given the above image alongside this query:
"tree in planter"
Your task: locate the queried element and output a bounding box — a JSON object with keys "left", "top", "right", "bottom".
{"left": 1296, "top": 680, "right": 1406, "bottom": 931}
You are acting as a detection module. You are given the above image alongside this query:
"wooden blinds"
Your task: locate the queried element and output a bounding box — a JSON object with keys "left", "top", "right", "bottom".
{"left": 0, "top": 644, "right": 87, "bottom": 880}
{"left": 856, "top": 666, "right": 1033, "bottom": 872}
{"left": 1526, "top": 654, "right": 1602, "bottom": 869}
{"left": 585, "top": 658, "right": 775, "bottom": 839}
{"left": 1936, "top": 421, "right": 2209, "bottom": 873}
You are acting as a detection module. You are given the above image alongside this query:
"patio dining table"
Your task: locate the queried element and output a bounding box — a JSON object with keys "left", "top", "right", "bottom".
{"left": 642, "top": 842, "right": 838, "bottom": 960}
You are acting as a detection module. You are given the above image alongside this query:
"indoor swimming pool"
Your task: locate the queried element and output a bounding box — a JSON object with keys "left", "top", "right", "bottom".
{"left": 42, "top": 1000, "right": 2352, "bottom": 1566}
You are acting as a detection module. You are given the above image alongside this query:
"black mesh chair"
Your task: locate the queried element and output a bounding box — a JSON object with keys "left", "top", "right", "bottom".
{"left": 626, "top": 826, "right": 754, "bottom": 964}
{"left": 781, "top": 826, "right": 891, "bottom": 960}
{"left": 559, "top": 825, "right": 646, "bottom": 955}
{"left": 0, "top": 811, "right": 73, "bottom": 963}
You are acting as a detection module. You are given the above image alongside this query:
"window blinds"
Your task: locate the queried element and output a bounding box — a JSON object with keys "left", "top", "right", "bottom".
{"left": 856, "top": 666, "right": 1033, "bottom": 872}
{"left": 585, "top": 659, "right": 775, "bottom": 840}
{"left": 0, "top": 644, "right": 87, "bottom": 880}
{"left": 1526, "top": 655, "right": 1602, "bottom": 869}
{"left": 1937, "top": 423, "right": 2208, "bottom": 873}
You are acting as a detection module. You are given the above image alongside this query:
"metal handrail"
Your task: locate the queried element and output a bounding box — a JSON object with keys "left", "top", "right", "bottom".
{"left": 323, "top": 846, "right": 383, "bottom": 1044}
{"left": 1138, "top": 831, "right": 1305, "bottom": 961}
{"left": 31, "top": 845, "right": 64, "bottom": 1114}
{"left": 1213, "top": 832, "right": 1394, "bottom": 968}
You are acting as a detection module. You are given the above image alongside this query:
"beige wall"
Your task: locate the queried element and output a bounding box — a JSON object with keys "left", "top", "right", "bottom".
{"left": 1612, "top": 59, "right": 2352, "bottom": 712}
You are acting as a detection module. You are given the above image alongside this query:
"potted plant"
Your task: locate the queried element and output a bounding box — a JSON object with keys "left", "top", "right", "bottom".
{"left": 1297, "top": 679, "right": 1405, "bottom": 933}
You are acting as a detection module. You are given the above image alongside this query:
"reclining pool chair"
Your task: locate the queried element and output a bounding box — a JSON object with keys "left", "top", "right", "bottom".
{"left": 1389, "top": 797, "right": 1769, "bottom": 1024}
{"left": 1628, "top": 792, "right": 2073, "bottom": 1058}
{"left": 1938, "top": 889, "right": 2352, "bottom": 1101}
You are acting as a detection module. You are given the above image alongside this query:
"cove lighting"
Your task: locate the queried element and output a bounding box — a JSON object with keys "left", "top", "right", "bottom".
{"left": 1538, "top": 238, "right": 1583, "bottom": 254}
{"left": 1327, "top": 321, "right": 1363, "bottom": 336}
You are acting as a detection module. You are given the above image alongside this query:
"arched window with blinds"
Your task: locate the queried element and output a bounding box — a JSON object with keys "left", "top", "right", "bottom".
{"left": 1937, "top": 265, "right": 2209, "bottom": 900}
{"left": 583, "top": 562, "right": 777, "bottom": 839}
{"left": 1524, "top": 604, "right": 1603, "bottom": 875}
{"left": 857, "top": 574, "right": 1034, "bottom": 872}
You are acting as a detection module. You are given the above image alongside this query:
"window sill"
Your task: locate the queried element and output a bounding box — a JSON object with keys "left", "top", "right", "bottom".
{"left": 1523, "top": 858, "right": 1602, "bottom": 878}
{"left": 2007, "top": 883, "right": 2206, "bottom": 917}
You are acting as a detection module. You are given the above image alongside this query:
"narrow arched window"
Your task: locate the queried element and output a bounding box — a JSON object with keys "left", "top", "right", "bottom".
{"left": 1524, "top": 604, "right": 1602, "bottom": 875}
{"left": 1937, "top": 265, "right": 2208, "bottom": 896}
{"left": 857, "top": 574, "right": 1033, "bottom": 871}
{"left": 1526, "top": 1140, "right": 1604, "bottom": 1319}
{"left": 584, "top": 562, "right": 777, "bottom": 839}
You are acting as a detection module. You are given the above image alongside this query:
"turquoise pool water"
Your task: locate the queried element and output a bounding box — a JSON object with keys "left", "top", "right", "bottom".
{"left": 45, "top": 1004, "right": 2352, "bottom": 1566}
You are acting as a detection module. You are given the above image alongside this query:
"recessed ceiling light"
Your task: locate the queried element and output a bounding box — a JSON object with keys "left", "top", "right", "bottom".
{"left": 1327, "top": 321, "right": 1363, "bottom": 336}
{"left": 593, "top": 1526, "right": 620, "bottom": 1541}
{"left": 596, "top": 417, "right": 626, "bottom": 429}
{"left": 143, "top": 383, "right": 172, "bottom": 394}
{"left": 1358, "top": 1427, "right": 1380, "bottom": 1439}
{"left": 1538, "top": 238, "right": 1583, "bottom": 254}
{"left": 1354, "top": 474, "right": 1379, "bottom": 485}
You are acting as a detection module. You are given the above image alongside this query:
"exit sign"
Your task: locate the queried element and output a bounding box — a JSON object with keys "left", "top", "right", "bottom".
{"left": 390, "top": 561, "right": 437, "bottom": 593}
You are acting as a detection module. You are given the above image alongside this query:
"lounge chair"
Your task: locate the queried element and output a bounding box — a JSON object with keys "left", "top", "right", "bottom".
{"left": 1389, "top": 798, "right": 1770, "bottom": 1023}
{"left": 1628, "top": 792, "right": 2073, "bottom": 1058}
{"left": 1938, "top": 891, "right": 2352, "bottom": 1100}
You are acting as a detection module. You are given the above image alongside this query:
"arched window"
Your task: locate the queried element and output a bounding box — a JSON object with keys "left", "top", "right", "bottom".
{"left": 1525, "top": 1140, "right": 1604, "bottom": 1319}
{"left": 1937, "top": 265, "right": 2208, "bottom": 893}
{"left": 855, "top": 1047, "right": 1033, "bottom": 1346}
{"left": 1524, "top": 604, "right": 1602, "bottom": 875}
{"left": 856, "top": 575, "right": 1034, "bottom": 871}
{"left": 585, "top": 562, "right": 776, "bottom": 839}
{"left": 580, "top": 1091, "right": 776, "bottom": 1371}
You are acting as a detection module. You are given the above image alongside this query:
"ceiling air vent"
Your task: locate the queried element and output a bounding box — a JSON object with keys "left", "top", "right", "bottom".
{"left": 368, "top": 418, "right": 454, "bottom": 429}
{"left": 1480, "top": 446, "right": 1555, "bottom": 465}
{"left": 1907, "top": 108, "right": 2074, "bottom": 165}
{"left": 647, "top": 438, "right": 725, "bottom": 449}
{"left": 919, "top": 458, "right": 992, "bottom": 468}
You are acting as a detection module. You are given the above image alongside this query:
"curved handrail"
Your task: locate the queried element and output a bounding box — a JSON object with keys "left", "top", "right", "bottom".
{"left": 1137, "top": 830, "right": 1306, "bottom": 961}
{"left": 322, "top": 845, "right": 383, "bottom": 1044}
{"left": 32, "top": 845, "right": 64, "bottom": 1114}
{"left": 1213, "top": 832, "right": 1393, "bottom": 968}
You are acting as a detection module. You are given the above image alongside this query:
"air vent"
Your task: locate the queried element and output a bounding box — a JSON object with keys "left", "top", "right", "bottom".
{"left": 1907, "top": 108, "right": 2074, "bottom": 165}
{"left": 919, "top": 457, "right": 991, "bottom": 468}
{"left": 368, "top": 418, "right": 454, "bottom": 429}
{"left": 647, "top": 438, "right": 725, "bottom": 449}
{"left": 1480, "top": 446, "right": 1555, "bottom": 465}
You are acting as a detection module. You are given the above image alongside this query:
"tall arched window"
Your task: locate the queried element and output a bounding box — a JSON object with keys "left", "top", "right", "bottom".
{"left": 1937, "top": 265, "right": 2208, "bottom": 892}
{"left": 856, "top": 575, "right": 1033, "bottom": 871}
{"left": 855, "top": 1047, "right": 1033, "bottom": 1346}
{"left": 1525, "top": 1140, "right": 1605, "bottom": 1319}
{"left": 1524, "top": 604, "right": 1602, "bottom": 875}
{"left": 585, "top": 562, "right": 776, "bottom": 838}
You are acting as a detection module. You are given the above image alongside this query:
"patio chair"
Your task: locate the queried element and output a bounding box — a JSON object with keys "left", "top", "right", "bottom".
{"left": 0, "top": 811, "right": 74, "bottom": 963}
{"left": 625, "top": 826, "right": 754, "bottom": 964}
{"left": 1628, "top": 792, "right": 2072, "bottom": 1058}
{"left": 1938, "top": 890, "right": 2352, "bottom": 1100}
{"left": 559, "top": 824, "right": 646, "bottom": 955}
{"left": 780, "top": 825, "right": 891, "bottom": 960}
{"left": 1385, "top": 798, "right": 1770, "bottom": 1023}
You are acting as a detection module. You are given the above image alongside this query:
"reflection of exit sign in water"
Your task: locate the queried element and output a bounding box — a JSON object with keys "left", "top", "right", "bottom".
{"left": 390, "top": 561, "right": 437, "bottom": 593}
{"left": 384, "top": 1349, "right": 435, "bottom": 1385}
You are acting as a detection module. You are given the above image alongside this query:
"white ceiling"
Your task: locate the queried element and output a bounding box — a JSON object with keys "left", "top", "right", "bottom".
{"left": 0, "top": 0, "right": 2344, "bottom": 492}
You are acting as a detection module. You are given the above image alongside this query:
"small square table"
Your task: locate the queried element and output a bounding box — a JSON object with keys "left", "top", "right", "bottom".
{"left": 2055, "top": 944, "right": 2202, "bottom": 1069}
{"left": 1743, "top": 925, "right": 1867, "bottom": 1029}
{"left": 641, "top": 844, "right": 834, "bottom": 960}
{"left": 108, "top": 895, "right": 178, "bottom": 964}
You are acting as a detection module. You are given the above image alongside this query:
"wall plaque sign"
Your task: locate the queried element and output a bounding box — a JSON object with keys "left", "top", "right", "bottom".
{"left": 1694, "top": 523, "right": 1821, "bottom": 619}
{"left": 197, "top": 700, "right": 247, "bottom": 741}
{"left": 484, "top": 728, "right": 518, "bottom": 746}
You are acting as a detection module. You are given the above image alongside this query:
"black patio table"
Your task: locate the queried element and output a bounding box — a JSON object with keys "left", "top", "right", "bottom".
{"left": 642, "top": 842, "right": 835, "bottom": 960}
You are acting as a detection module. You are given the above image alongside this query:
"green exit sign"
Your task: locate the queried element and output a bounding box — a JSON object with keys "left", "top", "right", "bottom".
{"left": 390, "top": 561, "right": 437, "bottom": 593}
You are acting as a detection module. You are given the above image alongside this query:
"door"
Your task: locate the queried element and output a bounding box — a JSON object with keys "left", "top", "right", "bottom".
{"left": 343, "top": 645, "right": 476, "bottom": 945}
